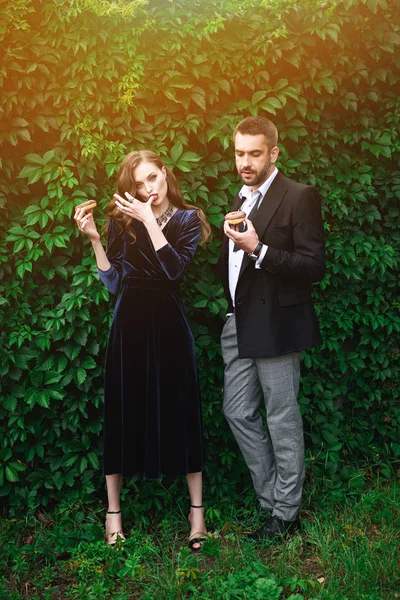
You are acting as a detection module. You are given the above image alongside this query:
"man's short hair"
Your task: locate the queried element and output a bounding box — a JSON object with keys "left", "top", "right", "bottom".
{"left": 234, "top": 116, "right": 278, "bottom": 149}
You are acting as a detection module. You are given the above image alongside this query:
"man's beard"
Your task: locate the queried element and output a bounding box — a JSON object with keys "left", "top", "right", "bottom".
{"left": 240, "top": 161, "right": 273, "bottom": 187}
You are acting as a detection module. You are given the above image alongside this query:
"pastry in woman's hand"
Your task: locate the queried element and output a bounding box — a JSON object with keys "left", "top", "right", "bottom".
{"left": 76, "top": 200, "right": 97, "bottom": 211}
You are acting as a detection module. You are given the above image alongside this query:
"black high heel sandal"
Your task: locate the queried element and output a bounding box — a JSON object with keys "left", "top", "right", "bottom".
{"left": 188, "top": 504, "right": 208, "bottom": 552}
{"left": 105, "top": 510, "right": 126, "bottom": 545}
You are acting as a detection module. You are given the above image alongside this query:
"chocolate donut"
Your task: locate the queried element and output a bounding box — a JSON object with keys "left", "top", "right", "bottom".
{"left": 224, "top": 210, "right": 246, "bottom": 225}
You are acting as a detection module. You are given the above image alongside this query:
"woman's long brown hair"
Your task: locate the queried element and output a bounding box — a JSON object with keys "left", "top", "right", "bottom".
{"left": 104, "top": 150, "right": 211, "bottom": 244}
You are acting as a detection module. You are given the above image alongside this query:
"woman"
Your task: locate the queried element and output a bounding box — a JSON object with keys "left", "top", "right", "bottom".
{"left": 74, "top": 150, "right": 210, "bottom": 550}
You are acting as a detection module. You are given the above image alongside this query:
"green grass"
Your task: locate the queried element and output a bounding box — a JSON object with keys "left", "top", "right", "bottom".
{"left": 0, "top": 482, "right": 399, "bottom": 600}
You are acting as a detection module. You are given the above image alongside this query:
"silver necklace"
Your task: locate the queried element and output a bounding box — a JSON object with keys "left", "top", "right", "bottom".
{"left": 156, "top": 202, "right": 174, "bottom": 227}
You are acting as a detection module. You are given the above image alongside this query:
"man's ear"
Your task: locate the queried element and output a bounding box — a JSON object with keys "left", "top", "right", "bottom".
{"left": 270, "top": 146, "right": 280, "bottom": 165}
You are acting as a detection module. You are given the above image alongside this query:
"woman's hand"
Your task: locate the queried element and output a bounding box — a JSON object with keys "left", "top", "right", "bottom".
{"left": 74, "top": 205, "right": 101, "bottom": 242}
{"left": 114, "top": 192, "right": 156, "bottom": 224}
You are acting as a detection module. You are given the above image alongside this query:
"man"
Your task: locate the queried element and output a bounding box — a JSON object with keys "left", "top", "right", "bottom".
{"left": 218, "top": 116, "right": 325, "bottom": 541}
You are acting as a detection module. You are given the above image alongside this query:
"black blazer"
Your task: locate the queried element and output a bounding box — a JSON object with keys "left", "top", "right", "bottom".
{"left": 218, "top": 172, "right": 326, "bottom": 358}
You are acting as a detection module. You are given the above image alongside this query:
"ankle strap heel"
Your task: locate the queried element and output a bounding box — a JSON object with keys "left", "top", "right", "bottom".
{"left": 105, "top": 510, "right": 125, "bottom": 545}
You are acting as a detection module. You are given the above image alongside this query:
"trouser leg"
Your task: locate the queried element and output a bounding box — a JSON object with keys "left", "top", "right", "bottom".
{"left": 221, "top": 315, "right": 305, "bottom": 521}
{"left": 256, "top": 353, "right": 304, "bottom": 521}
{"left": 221, "top": 315, "right": 275, "bottom": 510}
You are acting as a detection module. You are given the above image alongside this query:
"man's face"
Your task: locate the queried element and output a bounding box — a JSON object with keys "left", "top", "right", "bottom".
{"left": 234, "top": 132, "right": 279, "bottom": 189}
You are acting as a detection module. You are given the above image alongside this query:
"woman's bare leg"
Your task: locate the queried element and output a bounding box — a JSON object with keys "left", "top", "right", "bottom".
{"left": 105, "top": 473, "right": 125, "bottom": 543}
{"left": 186, "top": 471, "right": 207, "bottom": 549}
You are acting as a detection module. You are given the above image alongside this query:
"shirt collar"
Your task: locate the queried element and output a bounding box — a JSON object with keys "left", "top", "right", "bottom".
{"left": 238, "top": 167, "right": 279, "bottom": 201}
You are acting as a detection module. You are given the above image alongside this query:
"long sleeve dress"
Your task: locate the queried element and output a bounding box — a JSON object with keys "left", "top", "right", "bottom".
{"left": 98, "top": 209, "right": 204, "bottom": 478}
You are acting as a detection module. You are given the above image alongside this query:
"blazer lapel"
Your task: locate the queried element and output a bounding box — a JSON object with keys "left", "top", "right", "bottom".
{"left": 239, "top": 172, "right": 287, "bottom": 277}
{"left": 231, "top": 192, "right": 243, "bottom": 212}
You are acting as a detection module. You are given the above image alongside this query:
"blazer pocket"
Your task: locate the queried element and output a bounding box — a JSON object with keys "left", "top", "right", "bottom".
{"left": 278, "top": 289, "right": 312, "bottom": 307}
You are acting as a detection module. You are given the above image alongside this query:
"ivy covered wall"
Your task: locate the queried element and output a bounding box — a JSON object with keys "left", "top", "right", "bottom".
{"left": 0, "top": 0, "right": 399, "bottom": 509}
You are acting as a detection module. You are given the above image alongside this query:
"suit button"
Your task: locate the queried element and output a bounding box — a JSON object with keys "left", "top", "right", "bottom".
{"left": 260, "top": 299, "right": 265, "bottom": 304}
{"left": 236, "top": 300, "right": 243, "bottom": 306}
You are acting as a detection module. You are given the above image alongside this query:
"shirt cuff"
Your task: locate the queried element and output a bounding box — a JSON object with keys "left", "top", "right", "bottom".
{"left": 255, "top": 244, "right": 268, "bottom": 269}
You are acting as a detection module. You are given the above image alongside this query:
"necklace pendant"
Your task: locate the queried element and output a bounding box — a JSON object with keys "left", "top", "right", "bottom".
{"left": 156, "top": 202, "right": 174, "bottom": 227}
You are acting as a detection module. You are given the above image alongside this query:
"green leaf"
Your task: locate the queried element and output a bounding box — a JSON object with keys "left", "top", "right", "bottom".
{"left": 30, "top": 371, "right": 44, "bottom": 387}
{"left": 36, "top": 390, "right": 51, "bottom": 408}
{"left": 79, "top": 456, "right": 88, "bottom": 474}
{"left": 63, "top": 455, "right": 79, "bottom": 468}
{"left": 252, "top": 91, "right": 267, "bottom": 104}
{"left": 43, "top": 150, "right": 55, "bottom": 164}
{"left": 274, "top": 78, "right": 289, "bottom": 91}
{"left": 5, "top": 466, "right": 19, "bottom": 483}
{"left": 28, "top": 169, "right": 43, "bottom": 184}
{"left": 25, "top": 153, "right": 44, "bottom": 165}
{"left": 193, "top": 299, "right": 208, "bottom": 308}
{"left": 11, "top": 117, "right": 29, "bottom": 128}
{"left": 48, "top": 389, "right": 65, "bottom": 401}
{"left": 74, "top": 329, "right": 88, "bottom": 346}
{"left": 80, "top": 356, "right": 97, "bottom": 369}
{"left": 8, "top": 460, "right": 26, "bottom": 473}
{"left": 170, "top": 142, "right": 183, "bottom": 163}
{"left": 76, "top": 367, "right": 87, "bottom": 385}
{"left": 191, "top": 92, "right": 206, "bottom": 111}
{"left": 18, "top": 165, "right": 41, "bottom": 179}
{"left": 87, "top": 452, "right": 99, "bottom": 469}
{"left": 17, "top": 130, "right": 31, "bottom": 142}
{"left": 320, "top": 78, "right": 336, "bottom": 94}
{"left": 367, "top": 91, "right": 379, "bottom": 102}
{"left": 2, "top": 396, "right": 17, "bottom": 411}
{"left": 180, "top": 152, "right": 201, "bottom": 162}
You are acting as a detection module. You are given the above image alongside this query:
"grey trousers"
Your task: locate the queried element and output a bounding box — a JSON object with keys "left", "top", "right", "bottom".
{"left": 221, "top": 314, "right": 305, "bottom": 522}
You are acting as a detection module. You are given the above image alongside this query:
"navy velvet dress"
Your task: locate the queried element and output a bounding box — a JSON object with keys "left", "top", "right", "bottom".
{"left": 98, "top": 209, "right": 204, "bottom": 478}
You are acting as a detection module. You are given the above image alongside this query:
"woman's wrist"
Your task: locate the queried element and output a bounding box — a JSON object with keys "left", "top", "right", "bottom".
{"left": 90, "top": 234, "right": 102, "bottom": 245}
{"left": 143, "top": 214, "right": 158, "bottom": 229}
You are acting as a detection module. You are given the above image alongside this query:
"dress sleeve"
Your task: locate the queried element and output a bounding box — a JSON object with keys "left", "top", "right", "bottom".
{"left": 156, "top": 210, "right": 201, "bottom": 280}
{"left": 97, "top": 218, "right": 123, "bottom": 294}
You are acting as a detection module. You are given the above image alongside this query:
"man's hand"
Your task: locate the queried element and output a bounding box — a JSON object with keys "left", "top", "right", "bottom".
{"left": 223, "top": 217, "right": 260, "bottom": 253}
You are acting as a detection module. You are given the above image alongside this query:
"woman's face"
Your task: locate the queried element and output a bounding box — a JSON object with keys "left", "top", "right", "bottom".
{"left": 133, "top": 162, "right": 168, "bottom": 206}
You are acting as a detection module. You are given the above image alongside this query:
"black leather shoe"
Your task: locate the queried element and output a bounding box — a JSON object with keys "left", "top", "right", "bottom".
{"left": 237, "top": 508, "right": 272, "bottom": 534}
{"left": 232, "top": 505, "right": 271, "bottom": 525}
{"left": 245, "top": 514, "right": 300, "bottom": 542}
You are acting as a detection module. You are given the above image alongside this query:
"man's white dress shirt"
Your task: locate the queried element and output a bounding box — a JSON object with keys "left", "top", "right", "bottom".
{"left": 228, "top": 168, "right": 279, "bottom": 307}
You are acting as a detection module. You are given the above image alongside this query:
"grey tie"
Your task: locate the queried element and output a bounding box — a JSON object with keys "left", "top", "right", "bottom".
{"left": 233, "top": 197, "right": 259, "bottom": 252}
